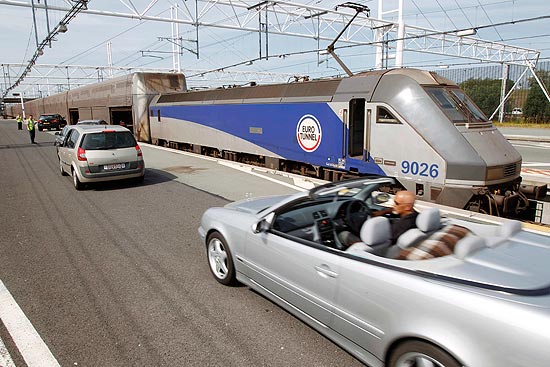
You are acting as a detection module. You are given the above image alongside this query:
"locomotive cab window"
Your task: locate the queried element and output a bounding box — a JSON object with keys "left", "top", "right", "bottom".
{"left": 449, "top": 89, "right": 488, "bottom": 122}
{"left": 376, "top": 107, "right": 400, "bottom": 124}
{"left": 425, "top": 86, "right": 488, "bottom": 124}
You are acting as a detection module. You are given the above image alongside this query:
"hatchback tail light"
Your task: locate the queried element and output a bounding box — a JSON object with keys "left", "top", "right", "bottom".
{"left": 135, "top": 145, "right": 142, "bottom": 157}
{"left": 77, "top": 147, "right": 87, "bottom": 161}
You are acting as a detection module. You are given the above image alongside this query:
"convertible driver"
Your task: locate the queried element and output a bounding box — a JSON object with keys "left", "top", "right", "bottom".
{"left": 339, "top": 190, "right": 418, "bottom": 247}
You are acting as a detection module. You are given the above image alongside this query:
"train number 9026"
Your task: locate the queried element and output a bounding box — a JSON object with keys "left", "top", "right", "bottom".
{"left": 401, "top": 161, "right": 439, "bottom": 178}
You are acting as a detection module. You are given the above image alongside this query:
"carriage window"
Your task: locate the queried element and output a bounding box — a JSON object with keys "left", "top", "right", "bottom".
{"left": 157, "top": 109, "right": 161, "bottom": 122}
{"left": 376, "top": 107, "right": 400, "bottom": 124}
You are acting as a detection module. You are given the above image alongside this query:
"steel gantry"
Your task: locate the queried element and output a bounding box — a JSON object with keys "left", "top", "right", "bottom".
{"left": 0, "top": 0, "right": 543, "bottom": 98}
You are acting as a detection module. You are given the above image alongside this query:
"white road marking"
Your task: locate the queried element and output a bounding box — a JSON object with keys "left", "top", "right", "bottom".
{"left": 522, "top": 162, "right": 550, "bottom": 167}
{"left": 511, "top": 142, "right": 550, "bottom": 149}
{"left": 0, "top": 335, "right": 16, "bottom": 367}
{"left": 0, "top": 280, "right": 61, "bottom": 367}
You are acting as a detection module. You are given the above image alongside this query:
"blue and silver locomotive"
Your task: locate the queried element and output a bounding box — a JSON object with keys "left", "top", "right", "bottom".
{"left": 149, "top": 68, "right": 525, "bottom": 215}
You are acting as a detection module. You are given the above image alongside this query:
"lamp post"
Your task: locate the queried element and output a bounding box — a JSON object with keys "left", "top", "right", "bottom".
{"left": 12, "top": 92, "right": 25, "bottom": 119}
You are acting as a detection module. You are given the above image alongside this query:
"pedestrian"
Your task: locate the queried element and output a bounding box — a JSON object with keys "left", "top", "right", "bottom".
{"left": 16, "top": 114, "right": 23, "bottom": 130}
{"left": 27, "top": 114, "right": 37, "bottom": 144}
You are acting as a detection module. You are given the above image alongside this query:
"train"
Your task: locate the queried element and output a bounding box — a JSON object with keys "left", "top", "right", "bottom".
{"left": 149, "top": 68, "right": 533, "bottom": 218}
{"left": 6, "top": 68, "right": 543, "bottom": 218}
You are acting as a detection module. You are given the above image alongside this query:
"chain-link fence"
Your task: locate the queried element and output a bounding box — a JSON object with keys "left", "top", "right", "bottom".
{"left": 432, "top": 61, "right": 550, "bottom": 123}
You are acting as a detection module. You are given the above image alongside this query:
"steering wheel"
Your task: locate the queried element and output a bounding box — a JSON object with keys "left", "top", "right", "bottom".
{"left": 344, "top": 200, "right": 371, "bottom": 235}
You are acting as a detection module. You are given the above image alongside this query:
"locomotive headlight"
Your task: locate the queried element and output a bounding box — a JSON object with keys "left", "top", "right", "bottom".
{"left": 486, "top": 166, "right": 503, "bottom": 181}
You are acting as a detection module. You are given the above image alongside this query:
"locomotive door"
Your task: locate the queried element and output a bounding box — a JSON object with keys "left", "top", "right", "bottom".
{"left": 346, "top": 98, "right": 371, "bottom": 162}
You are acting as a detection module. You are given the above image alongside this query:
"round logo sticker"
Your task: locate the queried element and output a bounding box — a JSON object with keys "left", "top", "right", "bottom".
{"left": 296, "top": 115, "right": 322, "bottom": 152}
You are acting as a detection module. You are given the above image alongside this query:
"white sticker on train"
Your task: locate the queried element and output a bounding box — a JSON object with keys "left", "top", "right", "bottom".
{"left": 297, "top": 115, "right": 322, "bottom": 152}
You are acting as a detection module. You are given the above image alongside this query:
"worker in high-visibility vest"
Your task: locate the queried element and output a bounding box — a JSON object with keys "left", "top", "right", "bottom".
{"left": 16, "top": 114, "right": 23, "bottom": 130}
{"left": 27, "top": 115, "right": 36, "bottom": 144}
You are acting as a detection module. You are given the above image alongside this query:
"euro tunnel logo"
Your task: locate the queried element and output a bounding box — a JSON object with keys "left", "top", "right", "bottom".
{"left": 297, "top": 115, "right": 322, "bottom": 152}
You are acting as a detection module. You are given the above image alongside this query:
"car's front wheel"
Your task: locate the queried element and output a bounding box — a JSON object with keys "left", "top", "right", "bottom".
{"left": 206, "top": 232, "right": 237, "bottom": 286}
{"left": 388, "top": 341, "right": 460, "bottom": 367}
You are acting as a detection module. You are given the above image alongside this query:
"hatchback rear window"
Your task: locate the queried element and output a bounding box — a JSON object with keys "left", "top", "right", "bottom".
{"left": 81, "top": 131, "right": 136, "bottom": 150}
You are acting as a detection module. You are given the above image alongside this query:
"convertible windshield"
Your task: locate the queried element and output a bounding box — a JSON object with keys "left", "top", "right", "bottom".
{"left": 425, "top": 86, "right": 489, "bottom": 124}
{"left": 310, "top": 177, "right": 396, "bottom": 199}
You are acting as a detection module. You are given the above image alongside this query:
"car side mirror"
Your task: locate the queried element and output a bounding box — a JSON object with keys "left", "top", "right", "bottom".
{"left": 54, "top": 132, "right": 60, "bottom": 135}
{"left": 252, "top": 212, "right": 275, "bottom": 233}
{"left": 252, "top": 219, "right": 270, "bottom": 233}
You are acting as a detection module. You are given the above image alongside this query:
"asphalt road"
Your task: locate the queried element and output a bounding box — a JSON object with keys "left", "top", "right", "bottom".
{"left": 0, "top": 120, "right": 363, "bottom": 367}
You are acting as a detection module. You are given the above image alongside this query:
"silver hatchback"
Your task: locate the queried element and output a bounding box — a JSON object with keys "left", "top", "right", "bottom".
{"left": 57, "top": 125, "right": 145, "bottom": 189}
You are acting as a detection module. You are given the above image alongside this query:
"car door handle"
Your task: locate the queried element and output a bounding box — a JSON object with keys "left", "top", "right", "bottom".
{"left": 314, "top": 264, "right": 338, "bottom": 278}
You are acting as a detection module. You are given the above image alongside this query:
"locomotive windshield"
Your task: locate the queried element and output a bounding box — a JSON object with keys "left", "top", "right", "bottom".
{"left": 425, "top": 86, "right": 489, "bottom": 124}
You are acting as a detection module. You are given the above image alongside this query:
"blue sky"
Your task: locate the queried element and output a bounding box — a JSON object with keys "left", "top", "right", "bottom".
{"left": 1, "top": 0, "right": 548, "bottom": 91}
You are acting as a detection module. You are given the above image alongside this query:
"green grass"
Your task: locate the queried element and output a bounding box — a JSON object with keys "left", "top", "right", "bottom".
{"left": 493, "top": 121, "right": 550, "bottom": 128}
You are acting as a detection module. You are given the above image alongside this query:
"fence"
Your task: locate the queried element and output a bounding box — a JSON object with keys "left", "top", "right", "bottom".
{"left": 432, "top": 61, "right": 550, "bottom": 123}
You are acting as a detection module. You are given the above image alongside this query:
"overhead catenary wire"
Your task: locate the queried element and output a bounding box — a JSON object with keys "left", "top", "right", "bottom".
{"left": 188, "top": 14, "right": 550, "bottom": 79}
{"left": 3, "top": 1, "right": 549, "bottom": 94}
{"left": 476, "top": 0, "right": 504, "bottom": 41}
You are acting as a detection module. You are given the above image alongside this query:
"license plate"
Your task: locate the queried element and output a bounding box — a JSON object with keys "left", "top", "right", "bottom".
{"left": 103, "top": 163, "right": 126, "bottom": 170}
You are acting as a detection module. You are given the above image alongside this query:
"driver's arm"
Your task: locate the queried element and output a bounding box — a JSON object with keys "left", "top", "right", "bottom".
{"left": 370, "top": 207, "right": 393, "bottom": 217}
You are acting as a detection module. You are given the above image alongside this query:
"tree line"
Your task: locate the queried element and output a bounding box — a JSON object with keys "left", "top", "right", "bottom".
{"left": 459, "top": 70, "right": 550, "bottom": 123}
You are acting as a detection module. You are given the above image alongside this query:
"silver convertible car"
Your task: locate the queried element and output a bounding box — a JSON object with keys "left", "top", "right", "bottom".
{"left": 198, "top": 177, "right": 550, "bottom": 367}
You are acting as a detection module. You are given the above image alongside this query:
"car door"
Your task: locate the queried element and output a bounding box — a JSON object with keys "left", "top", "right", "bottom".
{"left": 60, "top": 129, "right": 79, "bottom": 172}
{"left": 330, "top": 255, "right": 398, "bottom": 356}
{"left": 244, "top": 220, "right": 341, "bottom": 327}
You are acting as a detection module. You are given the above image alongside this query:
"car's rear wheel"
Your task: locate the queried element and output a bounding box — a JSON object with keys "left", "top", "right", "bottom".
{"left": 388, "top": 341, "right": 460, "bottom": 367}
{"left": 207, "top": 232, "right": 237, "bottom": 286}
{"left": 72, "top": 169, "right": 83, "bottom": 190}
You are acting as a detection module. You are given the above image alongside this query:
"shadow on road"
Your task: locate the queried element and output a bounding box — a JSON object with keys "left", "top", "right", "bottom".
{"left": 85, "top": 168, "right": 178, "bottom": 191}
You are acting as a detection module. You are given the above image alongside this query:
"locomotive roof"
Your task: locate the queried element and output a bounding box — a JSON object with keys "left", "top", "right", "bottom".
{"left": 155, "top": 68, "right": 457, "bottom": 105}
{"left": 157, "top": 77, "right": 342, "bottom": 104}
